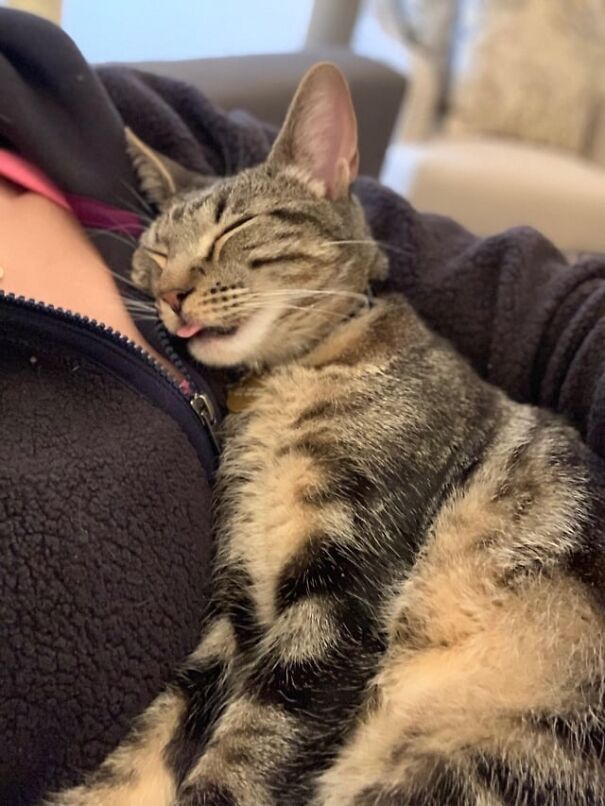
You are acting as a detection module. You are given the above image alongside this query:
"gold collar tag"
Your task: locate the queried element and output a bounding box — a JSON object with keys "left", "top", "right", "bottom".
{"left": 226, "top": 375, "right": 266, "bottom": 413}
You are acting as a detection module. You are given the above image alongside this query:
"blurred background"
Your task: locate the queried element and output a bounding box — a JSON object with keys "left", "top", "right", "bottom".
{"left": 2, "top": 0, "right": 604, "bottom": 256}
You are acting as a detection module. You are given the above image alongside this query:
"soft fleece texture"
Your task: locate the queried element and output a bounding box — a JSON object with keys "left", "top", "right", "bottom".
{"left": 2, "top": 7, "right": 605, "bottom": 805}
{"left": 0, "top": 319, "right": 213, "bottom": 805}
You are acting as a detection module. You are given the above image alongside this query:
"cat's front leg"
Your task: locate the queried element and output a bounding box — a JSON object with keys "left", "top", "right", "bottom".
{"left": 177, "top": 695, "right": 298, "bottom": 805}
{"left": 49, "top": 616, "right": 236, "bottom": 806}
{"left": 176, "top": 595, "right": 384, "bottom": 805}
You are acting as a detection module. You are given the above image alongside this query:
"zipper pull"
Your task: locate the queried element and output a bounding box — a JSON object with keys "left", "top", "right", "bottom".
{"left": 190, "top": 392, "right": 221, "bottom": 454}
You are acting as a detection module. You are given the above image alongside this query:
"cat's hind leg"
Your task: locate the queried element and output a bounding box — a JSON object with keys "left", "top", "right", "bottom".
{"left": 48, "top": 616, "right": 236, "bottom": 806}
{"left": 313, "top": 572, "right": 605, "bottom": 806}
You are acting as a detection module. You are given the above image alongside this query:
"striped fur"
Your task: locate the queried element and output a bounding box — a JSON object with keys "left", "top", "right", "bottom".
{"left": 53, "top": 64, "right": 605, "bottom": 805}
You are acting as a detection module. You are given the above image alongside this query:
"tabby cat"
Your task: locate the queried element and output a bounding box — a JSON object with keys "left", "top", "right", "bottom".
{"left": 56, "top": 64, "right": 605, "bottom": 805}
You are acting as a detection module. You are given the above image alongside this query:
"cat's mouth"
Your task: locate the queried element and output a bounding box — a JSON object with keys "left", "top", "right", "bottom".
{"left": 171, "top": 306, "right": 281, "bottom": 367}
{"left": 176, "top": 322, "right": 242, "bottom": 340}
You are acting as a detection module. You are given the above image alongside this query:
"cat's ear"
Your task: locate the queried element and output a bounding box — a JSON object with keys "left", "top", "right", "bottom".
{"left": 268, "top": 62, "right": 359, "bottom": 200}
{"left": 125, "top": 127, "right": 214, "bottom": 207}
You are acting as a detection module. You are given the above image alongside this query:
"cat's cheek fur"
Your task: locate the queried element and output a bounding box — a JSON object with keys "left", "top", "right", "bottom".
{"left": 186, "top": 305, "right": 283, "bottom": 367}
{"left": 159, "top": 301, "right": 182, "bottom": 335}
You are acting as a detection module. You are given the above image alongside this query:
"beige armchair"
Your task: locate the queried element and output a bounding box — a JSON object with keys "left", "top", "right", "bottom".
{"left": 379, "top": 2, "right": 605, "bottom": 255}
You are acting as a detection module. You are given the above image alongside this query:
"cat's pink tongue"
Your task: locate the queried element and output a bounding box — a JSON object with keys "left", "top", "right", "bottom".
{"left": 177, "top": 323, "right": 203, "bottom": 338}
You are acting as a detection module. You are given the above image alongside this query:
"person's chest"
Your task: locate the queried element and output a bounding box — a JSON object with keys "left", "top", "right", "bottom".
{"left": 0, "top": 179, "right": 182, "bottom": 380}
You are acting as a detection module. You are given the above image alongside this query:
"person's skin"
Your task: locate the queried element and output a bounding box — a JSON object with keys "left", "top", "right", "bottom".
{"left": 0, "top": 177, "right": 182, "bottom": 380}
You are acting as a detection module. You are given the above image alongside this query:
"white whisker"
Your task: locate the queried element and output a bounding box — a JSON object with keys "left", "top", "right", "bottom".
{"left": 87, "top": 229, "right": 138, "bottom": 250}
{"left": 124, "top": 302, "right": 157, "bottom": 313}
{"left": 117, "top": 278, "right": 151, "bottom": 294}
{"left": 106, "top": 269, "right": 153, "bottom": 296}
{"left": 258, "top": 303, "right": 351, "bottom": 320}
{"left": 322, "top": 239, "right": 379, "bottom": 247}
{"left": 246, "top": 288, "right": 370, "bottom": 304}
{"left": 119, "top": 180, "right": 155, "bottom": 216}
{"left": 324, "top": 238, "right": 406, "bottom": 257}
{"left": 123, "top": 301, "right": 157, "bottom": 311}
{"left": 209, "top": 301, "right": 353, "bottom": 322}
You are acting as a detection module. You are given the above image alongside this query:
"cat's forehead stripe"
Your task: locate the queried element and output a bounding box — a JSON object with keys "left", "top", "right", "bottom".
{"left": 198, "top": 225, "right": 222, "bottom": 262}
{"left": 213, "top": 218, "right": 257, "bottom": 262}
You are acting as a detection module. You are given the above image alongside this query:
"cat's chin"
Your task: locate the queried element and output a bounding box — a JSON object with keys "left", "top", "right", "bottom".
{"left": 185, "top": 305, "right": 283, "bottom": 368}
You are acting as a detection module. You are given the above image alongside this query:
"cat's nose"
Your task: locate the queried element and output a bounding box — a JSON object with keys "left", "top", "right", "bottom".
{"left": 161, "top": 290, "right": 188, "bottom": 314}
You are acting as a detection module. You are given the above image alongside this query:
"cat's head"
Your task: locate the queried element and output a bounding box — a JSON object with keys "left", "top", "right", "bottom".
{"left": 129, "top": 63, "right": 388, "bottom": 370}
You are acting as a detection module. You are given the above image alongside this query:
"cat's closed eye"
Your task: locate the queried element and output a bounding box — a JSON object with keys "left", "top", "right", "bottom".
{"left": 145, "top": 248, "right": 167, "bottom": 270}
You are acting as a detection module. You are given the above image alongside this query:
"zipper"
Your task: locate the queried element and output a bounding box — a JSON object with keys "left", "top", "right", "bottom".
{"left": 152, "top": 314, "right": 222, "bottom": 453}
{"left": 0, "top": 292, "right": 221, "bottom": 468}
{"left": 190, "top": 391, "right": 220, "bottom": 454}
{"left": 149, "top": 317, "right": 226, "bottom": 455}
